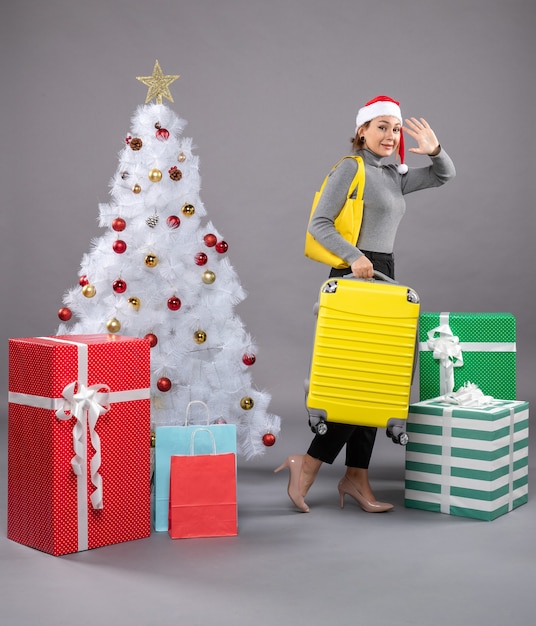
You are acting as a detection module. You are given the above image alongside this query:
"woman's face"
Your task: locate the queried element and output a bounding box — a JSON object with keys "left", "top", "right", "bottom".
{"left": 360, "top": 116, "right": 401, "bottom": 158}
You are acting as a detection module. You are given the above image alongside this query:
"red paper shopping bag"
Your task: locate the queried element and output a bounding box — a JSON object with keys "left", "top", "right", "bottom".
{"left": 168, "top": 428, "right": 237, "bottom": 539}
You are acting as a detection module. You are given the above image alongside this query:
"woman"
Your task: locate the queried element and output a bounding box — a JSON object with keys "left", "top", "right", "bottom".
{"left": 275, "top": 95, "right": 456, "bottom": 513}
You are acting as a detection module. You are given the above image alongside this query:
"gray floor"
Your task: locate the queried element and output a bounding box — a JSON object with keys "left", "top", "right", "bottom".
{"left": 1, "top": 410, "right": 534, "bottom": 626}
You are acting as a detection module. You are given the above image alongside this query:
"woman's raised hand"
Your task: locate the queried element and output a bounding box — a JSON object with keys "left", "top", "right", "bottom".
{"left": 403, "top": 117, "right": 440, "bottom": 156}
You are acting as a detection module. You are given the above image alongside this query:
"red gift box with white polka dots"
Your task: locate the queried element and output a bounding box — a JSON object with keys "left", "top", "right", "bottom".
{"left": 7, "top": 334, "right": 151, "bottom": 556}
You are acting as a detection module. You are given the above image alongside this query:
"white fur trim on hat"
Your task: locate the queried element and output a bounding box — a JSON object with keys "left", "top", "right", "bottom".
{"left": 355, "top": 99, "right": 402, "bottom": 134}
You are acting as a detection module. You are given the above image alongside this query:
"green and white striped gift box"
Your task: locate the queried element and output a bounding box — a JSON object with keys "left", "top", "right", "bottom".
{"left": 404, "top": 398, "right": 529, "bottom": 521}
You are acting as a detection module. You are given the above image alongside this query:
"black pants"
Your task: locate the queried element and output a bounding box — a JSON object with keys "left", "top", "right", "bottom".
{"left": 307, "top": 250, "right": 395, "bottom": 468}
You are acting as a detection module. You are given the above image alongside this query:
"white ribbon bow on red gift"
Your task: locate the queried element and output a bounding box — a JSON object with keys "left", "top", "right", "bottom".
{"left": 427, "top": 324, "right": 464, "bottom": 395}
{"left": 56, "top": 381, "right": 110, "bottom": 510}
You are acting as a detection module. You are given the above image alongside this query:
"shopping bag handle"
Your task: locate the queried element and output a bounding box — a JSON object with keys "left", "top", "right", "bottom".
{"left": 189, "top": 428, "right": 217, "bottom": 455}
{"left": 184, "top": 400, "right": 210, "bottom": 426}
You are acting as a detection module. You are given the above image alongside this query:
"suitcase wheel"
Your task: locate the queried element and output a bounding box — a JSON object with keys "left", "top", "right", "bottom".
{"left": 315, "top": 421, "right": 328, "bottom": 435}
{"left": 386, "top": 421, "right": 409, "bottom": 446}
{"left": 308, "top": 418, "right": 328, "bottom": 435}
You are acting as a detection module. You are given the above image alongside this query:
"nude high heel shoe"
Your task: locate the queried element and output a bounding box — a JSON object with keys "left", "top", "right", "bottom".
{"left": 338, "top": 475, "right": 394, "bottom": 513}
{"left": 274, "top": 455, "right": 310, "bottom": 513}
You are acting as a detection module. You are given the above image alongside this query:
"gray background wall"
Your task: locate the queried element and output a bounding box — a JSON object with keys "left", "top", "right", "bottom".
{"left": 1, "top": 0, "right": 534, "bottom": 451}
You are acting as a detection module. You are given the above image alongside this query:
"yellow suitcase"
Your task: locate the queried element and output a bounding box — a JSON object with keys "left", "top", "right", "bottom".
{"left": 305, "top": 272, "right": 419, "bottom": 444}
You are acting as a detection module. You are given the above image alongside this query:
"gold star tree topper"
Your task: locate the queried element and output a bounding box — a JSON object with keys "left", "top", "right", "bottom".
{"left": 136, "top": 60, "right": 180, "bottom": 104}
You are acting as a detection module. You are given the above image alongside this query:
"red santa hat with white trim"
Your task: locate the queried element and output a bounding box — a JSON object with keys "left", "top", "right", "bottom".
{"left": 355, "top": 95, "right": 408, "bottom": 174}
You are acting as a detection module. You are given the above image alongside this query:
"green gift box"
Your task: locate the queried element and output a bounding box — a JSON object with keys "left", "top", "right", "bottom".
{"left": 419, "top": 312, "right": 516, "bottom": 401}
{"left": 404, "top": 398, "right": 529, "bottom": 521}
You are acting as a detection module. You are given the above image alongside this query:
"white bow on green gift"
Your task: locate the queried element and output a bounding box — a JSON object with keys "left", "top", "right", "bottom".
{"left": 426, "top": 323, "right": 464, "bottom": 395}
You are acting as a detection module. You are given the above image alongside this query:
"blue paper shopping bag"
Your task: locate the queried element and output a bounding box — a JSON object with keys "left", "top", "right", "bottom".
{"left": 153, "top": 401, "right": 237, "bottom": 531}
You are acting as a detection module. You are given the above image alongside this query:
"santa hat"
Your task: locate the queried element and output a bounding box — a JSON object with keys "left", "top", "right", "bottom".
{"left": 355, "top": 95, "right": 408, "bottom": 174}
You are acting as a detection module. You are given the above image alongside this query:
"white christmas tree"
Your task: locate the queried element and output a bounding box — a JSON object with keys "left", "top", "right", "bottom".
{"left": 57, "top": 61, "right": 280, "bottom": 458}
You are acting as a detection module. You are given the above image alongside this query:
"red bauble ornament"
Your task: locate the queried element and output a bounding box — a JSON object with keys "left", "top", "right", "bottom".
{"left": 263, "top": 433, "right": 276, "bottom": 447}
{"left": 216, "top": 240, "right": 229, "bottom": 254}
{"left": 166, "top": 215, "right": 181, "bottom": 229}
{"left": 156, "top": 128, "right": 170, "bottom": 141}
{"left": 113, "top": 239, "right": 127, "bottom": 254}
{"left": 195, "top": 252, "right": 208, "bottom": 266}
{"left": 167, "top": 296, "right": 182, "bottom": 311}
{"left": 144, "top": 333, "right": 158, "bottom": 348}
{"left": 204, "top": 233, "right": 217, "bottom": 247}
{"left": 157, "top": 377, "right": 172, "bottom": 392}
{"left": 112, "top": 217, "right": 126, "bottom": 232}
{"left": 242, "top": 353, "right": 256, "bottom": 366}
{"left": 112, "top": 279, "right": 127, "bottom": 293}
{"left": 79, "top": 275, "right": 89, "bottom": 286}
{"left": 57, "top": 307, "right": 72, "bottom": 321}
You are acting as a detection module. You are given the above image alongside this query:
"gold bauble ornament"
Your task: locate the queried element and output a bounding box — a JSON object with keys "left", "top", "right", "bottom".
{"left": 150, "top": 432, "right": 156, "bottom": 448}
{"left": 106, "top": 317, "right": 121, "bottom": 333}
{"left": 202, "top": 270, "right": 216, "bottom": 284}
{"left": 240, "top": 396, "right": 254, "bottom": 411}
{"left": 181, "top": 203, "right": 195, "bottom": 216}
{"left": 82, "top": 284, "right": 96, "bottom": 298}
{"left": 132, "top": 184, "right": 142, "bottom": 194}
{"left": 148, "top": 168, "right": 162, "bottom": 182}
{"left": 178, "top": 152, "right": 186, "bottom": 162}
{"left": 144, "top": 254, "right": 158, "bottom": 267}
{"left": 128, "top": 297, "right": 141, "bottom": 310}
{"left": 194, "top": 330, "right": 207, "bottom": 344}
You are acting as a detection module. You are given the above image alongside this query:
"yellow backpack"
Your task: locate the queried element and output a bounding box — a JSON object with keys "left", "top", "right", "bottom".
{"left": 304, "top": 155, "right": 365, "bottom": 269}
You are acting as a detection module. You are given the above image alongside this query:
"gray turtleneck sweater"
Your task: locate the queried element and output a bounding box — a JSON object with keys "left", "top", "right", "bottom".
{"left": 308, "top": 147, "right": 456, "bottom": 266}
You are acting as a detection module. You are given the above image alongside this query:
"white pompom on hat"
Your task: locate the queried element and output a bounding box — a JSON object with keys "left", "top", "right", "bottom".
{"left": 355, "top": 95, "right": 408, "bottom": 174}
